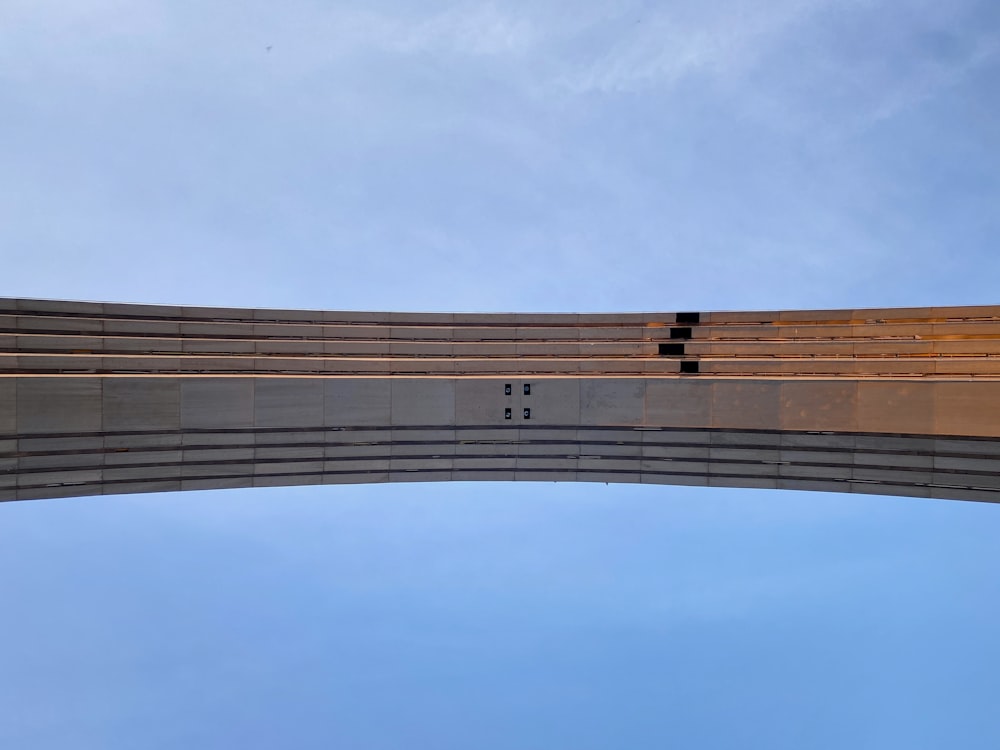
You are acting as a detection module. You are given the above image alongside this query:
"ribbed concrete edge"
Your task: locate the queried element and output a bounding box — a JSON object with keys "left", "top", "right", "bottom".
{"left": 4, "top": 426, "right": 999, "bottom": 503}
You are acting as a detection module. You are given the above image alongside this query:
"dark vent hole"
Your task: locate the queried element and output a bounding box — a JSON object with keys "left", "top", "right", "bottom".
{"left": 680, "top": 361, "right": 700, "bottom": 374}
{"left": 676, "top": 312, "right": 701, "bottom": 324}
{"left": 658, "top": 343, "right": 685, "bottom": 355}
{"left": 669, "top": 326, "right": 692, "bottom": 340}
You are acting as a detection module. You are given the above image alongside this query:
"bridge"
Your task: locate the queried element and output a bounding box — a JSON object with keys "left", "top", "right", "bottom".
{"left": 2, "top": 297, "right": 1000, "bottom": 503}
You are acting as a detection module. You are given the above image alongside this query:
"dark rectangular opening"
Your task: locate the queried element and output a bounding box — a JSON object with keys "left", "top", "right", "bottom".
{"left": 504, "top": 408, "right": 512, "bottom": 419}
{"left": 680, "top": 360, "right": 699, "bottom": 374}
{"left": 676, "top": 312, "right": 701, "bottom": 324}
{"left": 523, "top": 383, "right": 531, "bottom": 396}
{"left": 504, "top": 383, "right": 512, "bottom": 395}
{"left": 669, "top": 326, "right": 692, "bottom": 340}
{"left": 523, "top": 408, "right": 531, "bottom": 419}
{"left": 658, "top": 343, "right": 685, "bottom": 355}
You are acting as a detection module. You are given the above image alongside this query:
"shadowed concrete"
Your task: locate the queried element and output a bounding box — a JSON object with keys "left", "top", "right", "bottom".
{"left": 3, "top": 298, "right": 1000, "bottom": 502}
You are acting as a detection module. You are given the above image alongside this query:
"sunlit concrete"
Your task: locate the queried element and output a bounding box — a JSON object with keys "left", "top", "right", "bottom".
{"left": 3, "top": 298, "right": 1000, "bottom": 502}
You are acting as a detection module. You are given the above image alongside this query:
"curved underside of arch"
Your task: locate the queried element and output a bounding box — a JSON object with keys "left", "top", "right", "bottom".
{"left": 3, "top": 298, "right": 1000, "bottom": 503}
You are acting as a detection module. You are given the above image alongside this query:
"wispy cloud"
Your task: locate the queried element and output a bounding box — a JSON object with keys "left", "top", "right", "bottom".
{"left": 552, "top": 0, "right": 841, "bottom": 94}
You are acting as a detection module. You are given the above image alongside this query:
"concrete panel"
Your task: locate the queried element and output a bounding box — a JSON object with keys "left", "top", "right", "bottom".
{"left": 16, "top": 299, "right": 103, "bottom": 316}
{"left": 854, "top": 452, "right": 932, "bottom": 470}
{"left": 643, "top": 378, "right": 712, "bottom": 427}
{"left": 517, "top": 457, "right": 578, "bottom": 471}
{"left": 779, "top": 463, "right": 853, "bottom": 480}
{"left": 456, "top": 379, "right": 516, "bottom": 426}
{"left": 324, "top": 471, "right": 389, "bottom": 485}
{"left": 854, "top": 435, "right": 934, "bottom": 453}
{"left": 182, "top": 432, "right": 253, "bottom": 447}
{"left": 934, "top": 382, "right": 1000, "bottom": 438}
{"left": 453, "top": 456, "right": 517, "bottom": 470}
{"left": 325, "top": 379, "right": 391, "bottom": 426}
{"left": 19, "top": 453, "right": 103, "bottom": 470}
{"left": 325, "top": 444, "right": 390, "bottom": 459}
{"left": 524, "top": 379, "right": 579, "bottom": 425}
{"left": 17, "top": 378, "right": 102, "bottom": 434}
{"left": 254, "top": 474, "right": 325, "bottom": 488}
{"left": 516, "top": 470, "right": 577, "bottom": 482}
{"left": 390, "top": 471, "right": 453, "bottom": 483}
{"left": 780, "top": 381, "right": 858, "bottom": 433}
{"left": 181, "top": 379, "right": 254, "bottom": 429}
{"left": 0, "top": 379, "right": 14, "bottom": 434}
{"left": 857, "top": 382, "right": 935, "bottom": 436}
{"left": 103, "top": 378, "right": 180, "bottom": 431}
{"left": 934, "top": 472, "right": 1000, "bottom": 489}
{"left": 19, "top": 468, "right": 102, "bottom": 487}
{"left": 853, "top": 467, "right": 933, "bottom": 485}
{"left": 641, "top": 443, "right": 710, "bottom": 460}
{"left": 255, "top": 445, "right": 324, "bottom": 461}
{"left": 641, "top": 473, "right": 708, "bottom": 487}
{"left": 255, "top": 430, "right": 326, "bottom": 446}
{"left": 103, "top": 480, "right": 181, "bottom": 496}
{"left": 391, "top": 457, "right": 454, "bottom": 471}
{"left": 850, "top": 482, "right": 931, "bottom": 498}
{"left": 324, "top": 459, "right": 390, "bottom": 473}
{"left": 779, "top": 449, "right": 852, "bottom": 466}
{"left": 580, "top": 472, "right": 641, "bottom": 484}
{"left": 105, "top": 450, "right": 183, "bottom": 467}
{"left": 183, "top": 448, "right": 254, "bottom": 463}
{"left": 580, "top": 379, "right": 645, "bottom": 426}
{"left": 20, "top": 435, "right": 103, "bottom": 453}
{"left": 452, "top": 470, "right": 516, "bottom": 482}
{"left": 640, "top": 459, "right": 709, "bottom": 474}
{"left": 576, "top": 455, "right": 642, "bottom": 472}
{"left": 103, "top": 319, "right": 180, "bottom": 335}
{"left": 18, "top": 484, "right": 104, "bottom": 500}
{"left": 711, "top": 431, "right": 781, "bottom": 448}
{"left": 390, "top": 380, "right": 455, "bottom": 426}
{"left": 931, "top": 487, "right": 1000, "bottom": 503}
{"left": 516, "top": 440, "right": 574, "bottom": 456}
{"left": 254, "top": 378, "right": 324, "bottom": 428}
{"left": 181, "top": 463, "right": 254, "bottom": 478}
{"left": 391, "top": 429, "right": 456, "bottom": 455}
{"left": 182, "top": 477, "right": 254, "bottom": 491}
{"left": 104, "top": 465, "right": 182, "bottom": 481}
{"left": 582, "top": 441, "right": 642, "bottom": 457}
{"left": 710, "top": 447, "right": 781, "bottom": 463}
{"left": 17, "top": 315, "right": 103, "bottom": 333}
{"left": 781, "top": 433, "right": 856, "bottom": 450}
{"left": 934, "top": 438, "right": 1000, "bottom": 457}
{"left": 325, "top": 428, "right": 390, "bottom": 445}
{"left": 711, "top": 381, "right": 781, "bottom": 431}
{"left": 709, "top": 476, "right": 778, "bottom": 489}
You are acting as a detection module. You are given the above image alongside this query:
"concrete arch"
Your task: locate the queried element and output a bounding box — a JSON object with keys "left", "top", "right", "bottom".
{"left": 3, "top": 298, "right": 1000, "bottom": 502}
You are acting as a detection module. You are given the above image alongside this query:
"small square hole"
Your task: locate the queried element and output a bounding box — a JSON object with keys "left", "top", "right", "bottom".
{"left": 523, "top": 408, "right": 531, "bottom": 419}
{"left": 523, "top": 384, "right": 531, "bottom": 395}
{"left": 680, "top": 361, "right": 699, "bottom": 374}
{"left": 670, "top": 326, "right": 692, "bottom": 340}
{"left": 658, "top": 343, "right": 685, "bottom": 355}
{"left": 504, "top": 383, "right": 512, "bottom": 395}
{"left": 504, "top": 408, "right": 512, "bottom": 419}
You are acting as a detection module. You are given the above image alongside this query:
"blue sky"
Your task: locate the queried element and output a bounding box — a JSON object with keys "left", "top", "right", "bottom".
{"left": 2, "top": 1, "right": 1000, "bottom": 747}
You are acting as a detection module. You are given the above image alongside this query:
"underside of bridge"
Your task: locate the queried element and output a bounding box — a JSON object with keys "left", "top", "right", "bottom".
{"left": 2, "top": 298, "right": 1000, "bottom": 503}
